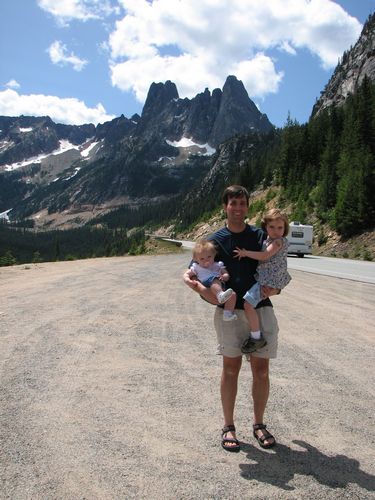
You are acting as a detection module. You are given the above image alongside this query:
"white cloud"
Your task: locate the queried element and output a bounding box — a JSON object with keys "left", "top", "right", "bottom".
{"left": 108, "top": 0, "right": 362, "bottom": 103}
{"left": 48, "top": 41, "right": 88, "bottom": 71}
{"left": 4, "top": 79, "right": 21, "bottom": 89}
{"left": 0, "top": 89, "right": 115, "bottom": 125}
{"left": 37, "top": 0, "right": 118, "bottom": 25}
{"left": 231, "top": 54, "right": 284, "bottom": 97}
{"left": 110, "top": 53, "right": 222, "bottom": 102}
{"left": 278, "top": 41, "right": 297, "bottom": 56}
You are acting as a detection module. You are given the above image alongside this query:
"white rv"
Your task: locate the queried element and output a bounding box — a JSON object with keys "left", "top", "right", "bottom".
{"left": 287, "top": 221, "right": 313, "bottom": 257}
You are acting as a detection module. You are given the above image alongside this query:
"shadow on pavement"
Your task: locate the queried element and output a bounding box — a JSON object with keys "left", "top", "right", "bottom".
{"left": 239, "top": 440, "right": 375, "bottom": 492}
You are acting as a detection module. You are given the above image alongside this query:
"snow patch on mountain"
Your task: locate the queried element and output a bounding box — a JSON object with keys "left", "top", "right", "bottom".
{"left": 0, "top": 140, "right": 14, "bottom": 153}
{"left": 0, "top": 208, "right": 12, "bottom": 221}
{"left": 166, "top": 137, "right": 216, "bottom": 155}
{"left": 3, "top": 138, "right": 98, "bottom": 171}
{"left": 80, "top": 140, "right": 100, "bottom": 158}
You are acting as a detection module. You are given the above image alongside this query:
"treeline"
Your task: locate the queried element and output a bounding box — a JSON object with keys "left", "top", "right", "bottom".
{"left": 273, "top": 75, "right": 375, "bottom": 237}
{"left": 0, "top": 224, "right": 145, "bottom": 266}
{"left": 89, "top": 195, "right": 183, "bottom": 230}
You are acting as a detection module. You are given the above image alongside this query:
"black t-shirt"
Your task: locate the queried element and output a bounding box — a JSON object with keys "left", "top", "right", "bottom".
{"left": 209, "top": 225, "right": 272, "bottom": 310}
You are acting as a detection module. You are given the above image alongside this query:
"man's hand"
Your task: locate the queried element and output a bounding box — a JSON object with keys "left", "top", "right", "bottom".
{"left": 261, "top": 285, "right": 280, "bottom": 298}
{"left": 183, "top": 270, "right": 218, "bottom": 304}
{"left": 183, "top": 270, "right": 199, "bottom": 290}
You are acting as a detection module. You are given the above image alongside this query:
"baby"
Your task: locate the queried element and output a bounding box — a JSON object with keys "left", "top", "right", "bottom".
{"left": 186, "top": 238, "right": 237, "bottom": 321}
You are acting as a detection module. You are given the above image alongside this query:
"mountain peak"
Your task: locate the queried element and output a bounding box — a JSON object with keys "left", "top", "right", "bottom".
{"left": 224, "top": 74, "right": 242, "bottom": 86}
{"left": 222, "top": 75, "right": 255, "bottom": 107}
{"left": 141, "top": 80, "right": 179, "bottom": 120}
{"left": 209, "top": 75, "right": 273, "bottom": 145}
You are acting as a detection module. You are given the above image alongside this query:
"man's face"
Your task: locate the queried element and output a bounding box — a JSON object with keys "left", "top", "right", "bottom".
{"left": 224, "top": 195, "right": 249, "bottom": 223}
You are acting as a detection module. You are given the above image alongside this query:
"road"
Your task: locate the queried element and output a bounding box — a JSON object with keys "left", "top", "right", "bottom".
{"left": 287, "top": 255, "right": 375, "bottom": 284}
{"left": 0, "top": 252, "right": 374, "bottom": 499}
{"left": 167, "top": 238, "right": 375, "bottom": 284}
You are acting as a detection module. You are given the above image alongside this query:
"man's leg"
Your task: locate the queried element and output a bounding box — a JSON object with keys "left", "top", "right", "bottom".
{"left": 221, "top": 355, "right": 242, "bottom": 445}
{"left": 249, "top": 356, "right": 275, "bottom": 447}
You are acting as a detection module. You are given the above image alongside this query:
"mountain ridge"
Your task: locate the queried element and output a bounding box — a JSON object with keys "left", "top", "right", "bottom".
{"left": 0, "top": 75, "right": 273, "bottom": 227}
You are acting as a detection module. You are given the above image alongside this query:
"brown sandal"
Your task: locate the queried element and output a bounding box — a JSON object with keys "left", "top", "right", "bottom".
{"left": 221, "top": 424, "right": 240, "bottom": 452}
{"left": 253, "top": 423, "right": 276, "bottom": 448}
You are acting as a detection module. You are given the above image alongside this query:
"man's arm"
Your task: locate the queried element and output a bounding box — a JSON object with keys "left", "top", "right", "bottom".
{"left": 182, "top": 269, "right": 218, "bottom": 304}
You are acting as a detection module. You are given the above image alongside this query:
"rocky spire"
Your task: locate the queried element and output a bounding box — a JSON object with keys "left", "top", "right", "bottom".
{"left": 141, "top": 80, "right": 179, "bottom": 122}
{"left": 209, "top": 75, "right": 273, "bottom": 145}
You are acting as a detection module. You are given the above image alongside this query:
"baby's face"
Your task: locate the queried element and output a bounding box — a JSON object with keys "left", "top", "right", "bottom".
{"left": 196, "top": 250, "right": 215, "bottom": 268}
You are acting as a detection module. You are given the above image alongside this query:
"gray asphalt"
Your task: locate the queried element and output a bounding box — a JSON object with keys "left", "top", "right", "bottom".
{"left": 287, "top": 255, "right": 375, "bottom": 284}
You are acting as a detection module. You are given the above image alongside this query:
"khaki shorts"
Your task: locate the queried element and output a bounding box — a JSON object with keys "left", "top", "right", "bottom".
{"left": 214, "top": 307, "right": 279, "bottom": 359}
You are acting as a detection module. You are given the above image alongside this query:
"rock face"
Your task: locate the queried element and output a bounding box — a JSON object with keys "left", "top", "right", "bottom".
{"left": 0, "top": 116, "right": 95, "bottom": 166}
{"left": 312, "top": 12, "right": 375, "bottom": 117}
{"left": 95, "top": 114, "right": 139, "bottom": 143}
{"left": 210, "top": 76, "right": 272, "bottom": 145}
{"left": 141, "top": 80, "right": 179, "bottom": 124}
{"left": 135, "top": 75, "right": 273, "bottom": 147}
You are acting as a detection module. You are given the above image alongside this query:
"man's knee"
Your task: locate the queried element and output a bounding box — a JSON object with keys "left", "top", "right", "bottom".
{"left": 223, "top": 356, "right": 242, "bottom": 377}
{"left": 250, "top": 358, "right": 269, "bottom": 380}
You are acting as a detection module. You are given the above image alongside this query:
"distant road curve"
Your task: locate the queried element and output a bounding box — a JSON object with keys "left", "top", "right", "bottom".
{"left": 163, "top": 238, "right": 375, "bottom": 285}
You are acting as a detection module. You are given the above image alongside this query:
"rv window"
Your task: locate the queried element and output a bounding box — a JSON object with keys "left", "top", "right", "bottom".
{"left": 291, "top": 231, "right": 304, "bottom": 238}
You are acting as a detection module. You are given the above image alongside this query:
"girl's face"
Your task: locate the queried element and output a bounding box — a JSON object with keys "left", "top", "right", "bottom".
{"left": 266, "top": 218, "right": 285, "bottom": 239}
{"left": 196, "top": 249, "right": 216, "bottom": 268}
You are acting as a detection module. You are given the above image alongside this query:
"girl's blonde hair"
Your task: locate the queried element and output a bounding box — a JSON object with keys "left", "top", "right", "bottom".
{"left": 261, "top": 208, "right": 289, "bottom": 237}
{"left": 192, "top": 238, "right": 217, "bottom": 259}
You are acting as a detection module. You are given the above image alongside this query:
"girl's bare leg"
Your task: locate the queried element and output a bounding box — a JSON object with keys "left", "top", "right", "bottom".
{"left": 244, "top": 301, "right": 260, "bottom": 332}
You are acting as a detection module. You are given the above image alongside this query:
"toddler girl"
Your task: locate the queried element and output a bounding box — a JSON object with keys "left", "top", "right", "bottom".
{"left": 234, "top": 209, "right": 291, "bottom": 352}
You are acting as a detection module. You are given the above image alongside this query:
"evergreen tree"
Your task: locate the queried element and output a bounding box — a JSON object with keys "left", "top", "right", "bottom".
{"left": 317, "top": 127, "right": 339, "bottom": 211}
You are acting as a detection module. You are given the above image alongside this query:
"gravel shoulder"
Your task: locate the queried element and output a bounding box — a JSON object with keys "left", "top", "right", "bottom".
{"left": 1, "top": 252, "right": 375, "bottom": 499}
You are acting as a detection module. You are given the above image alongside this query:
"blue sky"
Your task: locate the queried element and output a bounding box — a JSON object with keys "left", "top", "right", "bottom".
{"left": 0, "top": 0, "right": 374, "bottom": 128}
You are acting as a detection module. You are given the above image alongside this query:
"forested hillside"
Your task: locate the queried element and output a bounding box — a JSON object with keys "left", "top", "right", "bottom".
{"left": 274, "top": 76, "right": 374, "bottom": 238}
{"left": 175, "top": 77, "right": 375, "bottom": 243}
{"left": 0, "top": 224, "right": 146, "bottom": 266}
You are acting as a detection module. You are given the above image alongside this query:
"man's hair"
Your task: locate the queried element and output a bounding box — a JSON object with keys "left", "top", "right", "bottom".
{"left": 261, "top": 208, "right": 290, "bottom": 237}
{"left": 222, "top": 185, "right": 250, "bottom": 205}
{"left": 192, "top": 238, "right": 217, "bottom": 259}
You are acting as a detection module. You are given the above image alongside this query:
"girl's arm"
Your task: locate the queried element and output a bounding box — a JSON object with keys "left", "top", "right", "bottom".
{"left": 234, "top": 238, "right": 283, "bottom": 261}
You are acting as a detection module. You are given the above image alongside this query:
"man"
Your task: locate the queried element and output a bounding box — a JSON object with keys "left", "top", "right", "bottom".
{"left": 183, "top": 185, "right": 279, "bottom": 451}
